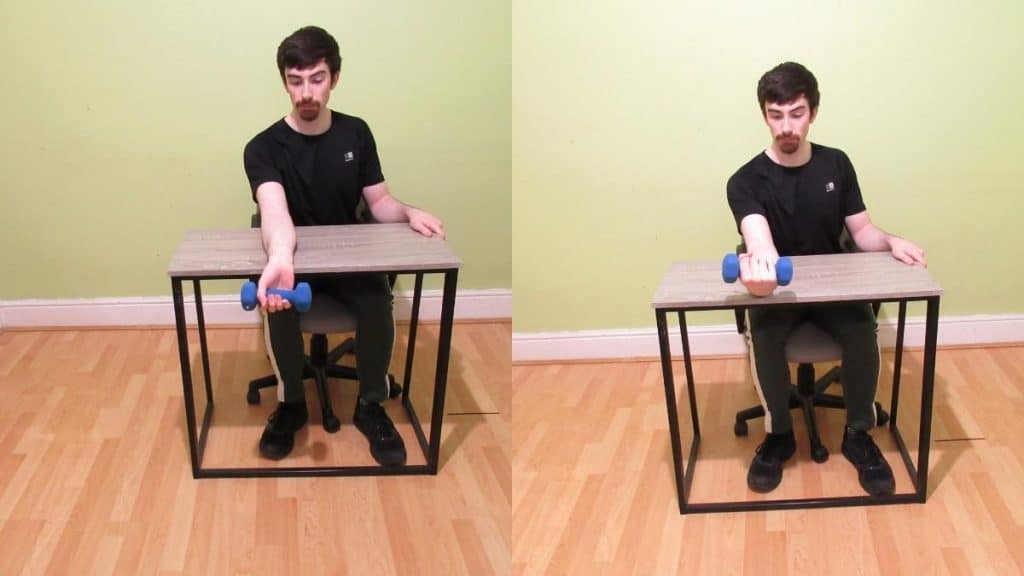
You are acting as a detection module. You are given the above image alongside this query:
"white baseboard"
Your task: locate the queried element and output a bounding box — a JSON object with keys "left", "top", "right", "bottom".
{"left": 512, "top": 314, "right": 1024, "bottom": 363}
{"left": 0, "top": 289, "right": 511, "bottom": 330}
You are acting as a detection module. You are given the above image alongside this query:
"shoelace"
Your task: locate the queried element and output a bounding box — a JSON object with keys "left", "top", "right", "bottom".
{"left": 268, "top": 405, "right": 302, "bottom": 427}
{"left": 362, "top": 404, "right": 398, "bottom": 439}
{"left": 756, "top": 436, "right": 790, "bottom": 459}
{"left": 849, "top": 432, "right": 884, "bottom": 464}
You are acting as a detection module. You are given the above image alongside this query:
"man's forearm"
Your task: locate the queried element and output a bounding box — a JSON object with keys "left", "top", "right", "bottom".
{"left": 368, "top": 195, "right": 410, "bottom": 223}
{"left": 739, "top": 214, "right": 779, "bottom": 257}
{"left": 851, "top": 224, "right": 893, "bottom": 253}
{"left": 261, "top": 215, "right": 296, "bottom": 262}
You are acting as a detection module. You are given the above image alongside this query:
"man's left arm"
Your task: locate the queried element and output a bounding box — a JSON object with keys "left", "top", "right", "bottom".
{"left": 363, "top": 182, "right": 446, "bottom": 238}
{"left": 845, "top": 210, "right": 926, "bottom": 266}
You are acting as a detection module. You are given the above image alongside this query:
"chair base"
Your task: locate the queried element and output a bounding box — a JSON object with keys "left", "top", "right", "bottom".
{"left": 733, "top": 365, "right": 889, "bottom": 463}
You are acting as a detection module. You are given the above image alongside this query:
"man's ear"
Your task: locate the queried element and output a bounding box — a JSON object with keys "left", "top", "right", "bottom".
{"left": 810, "top": 106, "right": 818, "bottom": 123}
{"left": 331, "top": 72, "right": 340, "bottom": 90}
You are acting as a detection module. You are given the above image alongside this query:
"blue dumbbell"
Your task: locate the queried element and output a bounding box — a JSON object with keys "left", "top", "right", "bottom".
{"left": 722, "top": 254, "right": 793, "bottom": 286}
{"left": 240, "top": 281, "right": 312, "bottom": 312}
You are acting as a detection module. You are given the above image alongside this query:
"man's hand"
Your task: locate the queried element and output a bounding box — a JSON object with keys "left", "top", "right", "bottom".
{"left": 889, "top": 237, "right": 927, "bottom": 267}
{"left": 407, "top": 207, "right": 446, "bottom": 238}
{"left": 739, "top": 253, "right": 779, "bottom": 297}
{"left": 257, "top": 257, "right": 296, "bottom": 313}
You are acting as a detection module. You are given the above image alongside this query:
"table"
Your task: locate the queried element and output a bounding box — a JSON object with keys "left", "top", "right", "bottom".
{"left": 652, "top": 252, "right": 943, "bottom": 513}
{"left": 167, "top": 223, "right": 462, "bottom": 478}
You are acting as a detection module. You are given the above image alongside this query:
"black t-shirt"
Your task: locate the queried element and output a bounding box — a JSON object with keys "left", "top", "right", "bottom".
{"left": 726, "top": 143, "right": 866, "bottom": 256}
{"left": 243, "top": 110, "right": 385, "bottom": 226}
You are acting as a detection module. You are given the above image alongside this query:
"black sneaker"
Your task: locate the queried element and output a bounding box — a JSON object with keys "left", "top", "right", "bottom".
{"left": 747, "top": 430, "right": 797, "bottom": 493}
{"left": 841, "top": 427, "right": 895, "bottom": 496}
{"left": 258, "top": 402, "right": 308, "bottom": 460}
{"left": 353, "top": 400, "right": 407, "bottom": 466}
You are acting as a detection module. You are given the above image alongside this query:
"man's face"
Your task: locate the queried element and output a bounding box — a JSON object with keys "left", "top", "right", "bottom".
{"left": 283, "top": 59, "right": 338, "bottom": 122}
{"left": 763, "top": 96, "right": 816, "bottom": 155}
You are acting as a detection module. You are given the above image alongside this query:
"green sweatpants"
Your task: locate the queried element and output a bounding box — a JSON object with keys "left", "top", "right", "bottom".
{"left": 745, "top": 303, "right": 880, "bottom": 434}
{"left": 263, "top": 274, "right": 395, "bottom": 405}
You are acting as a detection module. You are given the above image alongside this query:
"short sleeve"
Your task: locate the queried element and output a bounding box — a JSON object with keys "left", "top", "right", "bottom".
{"left": 243, "top": 135, "right": 282, "bottom": 202}
{"left": 727, "top": 170, "right": 765, "bottom": 233}
{"left": 839, "top": 151, "right": 866, "bottom": 216}
{"left": 358, "top": 120, "right": 385, "bottom": 188}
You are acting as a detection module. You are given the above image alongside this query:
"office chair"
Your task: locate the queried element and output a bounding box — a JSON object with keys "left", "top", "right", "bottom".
{"left": 245, "top": 212, "right": 401, "bottom": 433}
{"left": 730, "top": 242, "right": 889, "bottom": 463}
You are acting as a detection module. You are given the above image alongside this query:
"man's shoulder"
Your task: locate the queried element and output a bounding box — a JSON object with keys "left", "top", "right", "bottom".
{"left": 330, "top": 110, "right": 372, "bottom": 131}
{"left": 729, "top": 151, "right": 771, "bottom": 184}
{"left": 245, "top": 118, "right": 289, "bottom": 151}
{"left": 810, "top": 143, "right": 852, "bottom": 163}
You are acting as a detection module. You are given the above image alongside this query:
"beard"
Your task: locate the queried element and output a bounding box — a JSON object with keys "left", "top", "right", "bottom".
{"left": 297, "top": 101, "right": 320, "bottom": 121}
{"left": 777, "top": 135, "right": 800, "bottom": 154}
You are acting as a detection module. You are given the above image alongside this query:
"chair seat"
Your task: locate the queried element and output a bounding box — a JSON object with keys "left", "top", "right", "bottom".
{"left": 299, "top": 295, "right": 357, "bottom": 334}
{"left": 785, "top": 323, "right": 842, "bottom": 364}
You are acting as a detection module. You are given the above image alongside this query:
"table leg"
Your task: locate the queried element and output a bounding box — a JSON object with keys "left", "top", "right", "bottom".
{"left": 656, "top": 310, "right": 686, "bottom": 513}
{"left": 402, "top": 273, "right": 424, "bottom": 397}
{"left": 426, "top": 269, "right": 458, "bottom": 473}
{"left": 172, "top": 279, "right": 200, "bottom": 477}
{"left": 889, "top": 301, "right": 908, "bottom": 428}
{"left": 678, "top": 312, "right": 700, "bottom": 440}
{"left": 916, "top": 297, "right": 941, "bottom": 501}
{"left": 193, "top": 280, "right": 214, "bottom": 407}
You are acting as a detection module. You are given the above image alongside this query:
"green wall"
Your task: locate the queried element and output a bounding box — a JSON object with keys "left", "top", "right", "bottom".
{"left": 4, "top": 1, "right": 1024, "bottom": 334}
{"left": 512, "top": 0, "right": 1024, "bottom": 331}
{"left": 0, "top": 1, "right": 511, "bottom": 298}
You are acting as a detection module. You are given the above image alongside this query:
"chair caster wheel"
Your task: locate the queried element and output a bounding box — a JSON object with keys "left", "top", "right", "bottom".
{"left": 247, "top": 388, "right": 261, "bottom": 405}
{"left": 734, "top": 420, "right": 748, "bottom": 436}
{"left": 811, "top": 445, "right": 829, "bottom": 463}
{"left": 388, "top": 375, "right": 403, "bottom": 399}
{"left": 323, "top": 414, "right": 341, "bottom": 433}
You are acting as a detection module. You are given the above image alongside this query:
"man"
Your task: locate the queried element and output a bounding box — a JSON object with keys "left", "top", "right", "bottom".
{"left": 726, "top": 62, "right": 926, "bottom": 495}
{"left": 243, "top": 26, "right": 445, "bottom": 464}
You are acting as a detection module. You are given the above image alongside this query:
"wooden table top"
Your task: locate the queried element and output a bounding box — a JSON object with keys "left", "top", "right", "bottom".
{"left": 652, "top": 252, "right": 942, "bottom": 310}
{"left": 167, "top": 223, "right": 461, "bottom": 278}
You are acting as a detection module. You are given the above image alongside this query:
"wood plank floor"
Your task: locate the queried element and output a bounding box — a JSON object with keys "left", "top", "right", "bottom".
{"left": 513, "top": 346, "right": 1024, "bottom": 575}
{"left": 0, "top": 321, "right": 510, "bottom": 575}
{"left": 3, "top": 326, "right": 1023, "bottom": 574}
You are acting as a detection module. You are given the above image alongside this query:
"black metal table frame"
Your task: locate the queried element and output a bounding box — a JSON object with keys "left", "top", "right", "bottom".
{"left": 655, "top": 296, "right": 940, "bottom": 513}
{"left": 171, "top": 268, "right": 458, "bottom": 478}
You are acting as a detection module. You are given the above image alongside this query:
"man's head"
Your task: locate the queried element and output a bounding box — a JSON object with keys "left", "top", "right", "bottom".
{"left": 277, "top": 26, "right": 341, "bottom": 80}
{"left": 277, "top": 26, "right": 341, "bottom": 123}
{"left": 757, "top": 62, "right": 819, "bottom": 156}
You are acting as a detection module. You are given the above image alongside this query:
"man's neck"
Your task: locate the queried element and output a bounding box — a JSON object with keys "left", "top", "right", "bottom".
{"left": 765, "top": 141, "right": 812, "bottom": 167}
{"left": 285, "top": 110, "right": 332, "bottom": 136}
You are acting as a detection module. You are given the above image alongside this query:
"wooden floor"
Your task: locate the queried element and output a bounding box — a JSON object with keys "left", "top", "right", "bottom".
{"left": 513, "top": 346, "right": 1024, "bottom": 575}
{"left": 0, "top": 321, "right": 510, "bottom": 575}
{"left": 3, "top": 326, "right": 1023, "bottom": 575}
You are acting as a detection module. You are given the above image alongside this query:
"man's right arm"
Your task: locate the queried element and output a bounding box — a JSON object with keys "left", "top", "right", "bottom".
{"left": 255, "top": 182, "right": 297, "bottom": 312}
{"left": 738, "top": 214, "right": 782, "bottom": 297}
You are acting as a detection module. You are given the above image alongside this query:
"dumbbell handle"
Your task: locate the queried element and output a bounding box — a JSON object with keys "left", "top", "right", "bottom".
{"left": 722, "top": 254, "right": 793, "bottom": 286}
{"left": 240, "top": 281, "right": 312, "bottom": 312}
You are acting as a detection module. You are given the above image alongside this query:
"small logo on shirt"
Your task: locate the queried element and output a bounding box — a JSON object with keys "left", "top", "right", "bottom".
{"left": 344, "top": 151, "right": 355, "bottom": 162}
{"left": 825, "top": 181, "right": 835, "bottom": 193}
